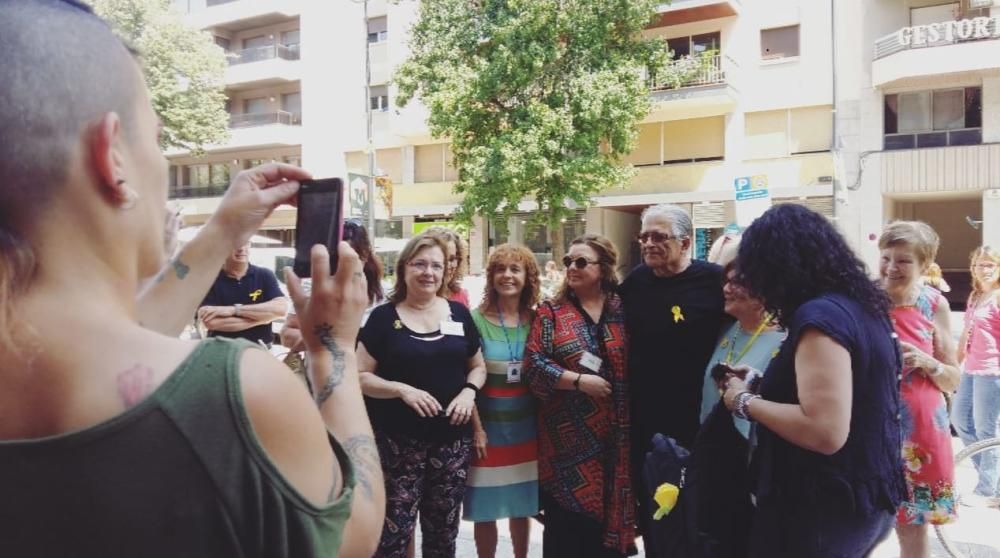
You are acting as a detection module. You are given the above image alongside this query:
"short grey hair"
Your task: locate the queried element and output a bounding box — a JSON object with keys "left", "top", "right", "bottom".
{"left": 641, "top": 204, "right": 693, "bottom": 239}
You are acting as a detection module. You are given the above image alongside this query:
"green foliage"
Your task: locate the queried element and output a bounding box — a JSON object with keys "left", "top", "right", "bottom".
{"left": 88, "top": 0, "right": 229, "bottom": 153}
{"left": 395, "top": 0, "right": 670, "bottom": 226}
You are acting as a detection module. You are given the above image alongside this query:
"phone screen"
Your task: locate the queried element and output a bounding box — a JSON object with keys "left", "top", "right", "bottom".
{"left": 294, "top": 178, "right": 344, "bottom": 278}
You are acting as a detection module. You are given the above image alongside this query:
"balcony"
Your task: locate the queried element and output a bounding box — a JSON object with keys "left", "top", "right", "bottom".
{"left": 222, "top": 111, "right": 302, "bottom": 151}
{"left": 881, "top": 143, "right": 1000, "bottom": 196}
{"left": 224, "top": 44, "right": 301, "bottom": 89}
{"left": 168, "top": 185, "right": 228, "bottom": 200}
{"left": 181, "top": 0, "right": 302, "bottom": 32}
{"left": 650, "top": 0, "right": 740, "bottom": 28}
{"left": 646, "top": 53, "right": 739, "bottom": 121}
{"left": 872, "top": 17, "right": 1000, "bottom": 87}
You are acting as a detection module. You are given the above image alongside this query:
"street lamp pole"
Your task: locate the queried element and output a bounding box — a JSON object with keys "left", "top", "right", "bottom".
{"left": 363, "top": 0, "right": 377, "bottom": 241}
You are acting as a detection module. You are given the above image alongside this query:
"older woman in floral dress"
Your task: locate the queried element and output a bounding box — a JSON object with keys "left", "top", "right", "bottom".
{"left": 879, "top": 221, "right": 961, "bottom": 558}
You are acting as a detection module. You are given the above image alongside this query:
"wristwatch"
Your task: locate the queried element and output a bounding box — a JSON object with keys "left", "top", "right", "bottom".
{"left": 233, "top": 303, "right": 242, "bottom": 317}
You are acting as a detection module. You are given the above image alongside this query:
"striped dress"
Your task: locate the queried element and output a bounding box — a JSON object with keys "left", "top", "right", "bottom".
{"left": 462, "top": 309, "right": 539, "bottom": 521}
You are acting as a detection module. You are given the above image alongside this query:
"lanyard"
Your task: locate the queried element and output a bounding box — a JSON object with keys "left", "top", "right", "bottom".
{"left": 497, "top": 306, "right": 524, "bottom": 363}
{"left": 724, "top": 314, "right": 772, "bottom": 365}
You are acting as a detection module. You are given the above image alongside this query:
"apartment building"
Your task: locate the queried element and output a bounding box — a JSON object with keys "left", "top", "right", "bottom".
{"left": 337, "top": 0, "right": 838, "bottom": 274}
{"left": 835, "top": 0, "right": 1000, "bottom": 306}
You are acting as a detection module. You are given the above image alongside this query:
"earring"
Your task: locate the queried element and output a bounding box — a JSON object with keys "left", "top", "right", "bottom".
{"left": 116, "top": 179, "right": 139, "bottom": 210}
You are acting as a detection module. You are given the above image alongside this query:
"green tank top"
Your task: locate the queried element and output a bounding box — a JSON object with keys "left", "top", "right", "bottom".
{"left": 0, "top": 338, "right": 354, "bottom": 557}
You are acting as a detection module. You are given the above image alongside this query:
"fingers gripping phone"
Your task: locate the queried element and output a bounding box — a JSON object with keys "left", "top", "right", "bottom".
{"left": 294, "top": 178, "right": 344, "bottom": 278}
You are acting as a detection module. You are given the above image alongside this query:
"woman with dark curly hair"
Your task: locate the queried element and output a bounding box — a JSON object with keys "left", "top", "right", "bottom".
{"left": 719, "top": 204, "right": 906, "bottom": 557}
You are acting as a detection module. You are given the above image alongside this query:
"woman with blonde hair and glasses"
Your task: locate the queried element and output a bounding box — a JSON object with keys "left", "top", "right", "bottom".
{"left": 358, "top": 232, "right": 487, "bottom": 557}
{"left": 426, "top": 226, "right": 471, "bottom": 307}
{"left": 952, "top": 245, "right": 1000, "bottom": 507}
{"left": 524, "top": 234, "right": 634, "bottom": 558}
{"left": 464, "top": 244, "right": 542, "bottom": 558}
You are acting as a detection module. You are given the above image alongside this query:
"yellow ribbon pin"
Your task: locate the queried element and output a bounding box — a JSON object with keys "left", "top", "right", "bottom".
{"left": 393, "top": 320, "right": 403, "bottom": 330}
{"left": 653, "top": 482, "right": 680, "bottom": 520}
{"left": 671, "top": 305, "right": 684, "bottom": 323}
{"left": 249, "top": 289, "right": 263, "bottom": 302}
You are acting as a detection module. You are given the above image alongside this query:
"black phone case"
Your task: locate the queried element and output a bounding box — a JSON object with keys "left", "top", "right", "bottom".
{"left": 294, "top": 178, "right": 344, "bottom": 278}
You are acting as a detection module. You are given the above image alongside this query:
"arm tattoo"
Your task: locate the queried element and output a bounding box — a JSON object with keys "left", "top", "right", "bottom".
{"left": 313, "top": 323, "right": 346, "bottom": 405}
{"left": 117, "top": 364, "right": 155, "bottom": 408}
{"left": 340, "top": 434, "right": 379, "bottom": 502}
{"left": 153, "top": 257, "right": 191, "bottom": 284}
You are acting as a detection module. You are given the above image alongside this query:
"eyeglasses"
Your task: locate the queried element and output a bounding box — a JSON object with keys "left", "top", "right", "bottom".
{"left": 562, "top": 256, "right": 599, "bottom": 270}
{"left": 408, "top": 260, "right": 445, "bottom": 273}
{"left": 637, "top": 231, "right": 683, "bottom": 244}
{"left": 975, "top": 262, "right": 998, "bottom": 270}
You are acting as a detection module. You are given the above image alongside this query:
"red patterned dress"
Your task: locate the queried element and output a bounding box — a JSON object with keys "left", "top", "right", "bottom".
{"left": 523, "top": 293, "right": 635, "bottom": 555}
{"left": 891, "top": 285, "right": 957, "bottom": 525}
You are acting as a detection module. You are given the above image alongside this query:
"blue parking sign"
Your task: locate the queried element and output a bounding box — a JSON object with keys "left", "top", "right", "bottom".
{"left": 734, "top": 176, "right": 752, "bottom": 192}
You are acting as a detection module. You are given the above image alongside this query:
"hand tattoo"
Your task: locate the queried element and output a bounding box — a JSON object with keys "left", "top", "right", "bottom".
{"left": 117, "top": 364, "right": 155, "bottom": 408}
{"left": 341, "top": 434, "right": 380, "bottom": 502}
{"left": 313, "top": 323, "right": 345, "bottom": 405}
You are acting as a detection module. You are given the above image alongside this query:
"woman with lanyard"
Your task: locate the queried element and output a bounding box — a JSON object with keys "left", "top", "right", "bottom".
{"left": 700, "top": 260, "right": 784, "bottom": 437}
{"left": 464, "top": 244, "right": 542, "bottom": 558}
{"left": 524, "top": 234, "right": 635, "bottom": 558}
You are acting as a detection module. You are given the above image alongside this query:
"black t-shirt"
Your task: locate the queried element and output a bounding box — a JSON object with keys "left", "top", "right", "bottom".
{"left": 359, "top": 300, "right": 481, "bottom": 441}
{"left": 619, "top": 260, "right": 726, "bottom": 450}
{"left": 199, "top": 265, "right": 284, "bottom": 345}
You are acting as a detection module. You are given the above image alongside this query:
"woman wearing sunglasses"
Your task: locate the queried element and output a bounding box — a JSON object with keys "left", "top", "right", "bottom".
{"left": 358, "top": 232, "right": 487, "bottom": 557}
{"left": 524, "top": 234, "right": 635, "bottom": 558}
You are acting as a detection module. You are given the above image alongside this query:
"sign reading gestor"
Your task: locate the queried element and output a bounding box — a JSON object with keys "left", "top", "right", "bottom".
{"left": 898, "top": 16, "right": 1000, "bottom": 46}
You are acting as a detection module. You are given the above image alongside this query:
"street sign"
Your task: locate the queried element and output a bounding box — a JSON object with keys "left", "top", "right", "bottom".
{"left": 736, "top": 189, "right": 769, "bottom": 201}
{"left": 733, "top": 173, "right": 771, "bottom": 226}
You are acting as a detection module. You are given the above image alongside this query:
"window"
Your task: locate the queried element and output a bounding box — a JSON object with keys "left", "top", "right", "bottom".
{"left": 884, "top": 87, "right": 982, "bottom": 150}
{"left": 666, "top": 31, "right": 721, "bottom": 60}
{"left": 186, "top": 164, "right": 210, "bottom": 188}
{"left": 168, "top": 165, "right": 179, "bottom": 188}
{"left": 367, "top": 16, "right": 388, "bottom": 43}
{"left": 282, "top": 92, "right": 302, "bottom": 124}
{"left": 243, "top": 97, "right": 268, "bottom": 114}
{"left": 369, "top": 85, "right": 389, "bottom": 111}
{"left": 281, "top": 30, "right": 300, "bottom": 49}
{"left": 283, "top": 156, "right": 302, "bottom": 167}
{"left": 242, "top": 35, "right": 272, "bottom": 50}
{"left": 761, "top": 25, "right": 799, "bottom": 60}
{"left": 210, "top": 163, "right": 230, "bottom": 189}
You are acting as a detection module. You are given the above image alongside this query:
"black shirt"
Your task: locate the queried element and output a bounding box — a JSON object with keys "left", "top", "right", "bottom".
{"left": 199, "top": 265, "right": 284, "bottom": 345}
{"left": 619, "top": 260, "right": 725, "bottom": 451}
{"left": 359, "top": 300, "right": 481, "bottom": 441}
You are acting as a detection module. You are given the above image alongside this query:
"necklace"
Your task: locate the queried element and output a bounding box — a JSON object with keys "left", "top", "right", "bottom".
{"left": 723, "top": 314, "right": 772, "bottom": 365}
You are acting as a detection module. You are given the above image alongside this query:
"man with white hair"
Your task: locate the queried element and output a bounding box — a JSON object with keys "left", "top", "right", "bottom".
{"left": 619, "top": 204, "right": 726, "bottom": 527}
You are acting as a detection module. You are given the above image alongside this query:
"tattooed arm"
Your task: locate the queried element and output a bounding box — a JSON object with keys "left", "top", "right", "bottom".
{"left": 286, "top": 243, "right": 385, "bottom": 558}
{"left": 137, "top": 163, "right": 307, "bottom": 336}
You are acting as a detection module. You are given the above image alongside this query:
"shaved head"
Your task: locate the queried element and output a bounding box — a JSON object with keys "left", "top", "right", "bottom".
{"left": 0, "top": 0, "right": 141, "bottom": 231}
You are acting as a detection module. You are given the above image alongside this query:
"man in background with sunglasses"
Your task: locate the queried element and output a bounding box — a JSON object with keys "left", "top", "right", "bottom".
{"left": 618, "top": 204, "right": 726, "bottom": 533}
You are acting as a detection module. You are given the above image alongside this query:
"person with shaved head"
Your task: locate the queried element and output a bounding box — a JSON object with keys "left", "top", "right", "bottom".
{"left": 0, "top": 1, "right": 384, "bottom": 555}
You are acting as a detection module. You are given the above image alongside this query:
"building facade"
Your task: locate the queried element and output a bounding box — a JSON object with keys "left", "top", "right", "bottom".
{"left": 168, "top": 0, "right": 1000, "bottom": 297}
{"left": 836, "top": 0, "right": 1000, "bottom": 306}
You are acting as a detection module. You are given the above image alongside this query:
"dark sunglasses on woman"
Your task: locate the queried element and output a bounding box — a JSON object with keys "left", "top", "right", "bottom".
{"left": 562, "top": 256, "right": 598, "bottom": 270}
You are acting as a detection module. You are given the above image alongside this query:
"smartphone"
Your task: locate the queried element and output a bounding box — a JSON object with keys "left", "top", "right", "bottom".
{"left": 294, "top": 178, "right": 344, "bottom": 278}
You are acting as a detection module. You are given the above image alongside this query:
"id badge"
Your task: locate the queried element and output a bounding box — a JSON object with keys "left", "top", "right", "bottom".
{"left": 580, "top": 351, "right": 602, "bottom": 372}
{"left": 506, "top": 361, "right": 522, "bottom": 384}
{"left": 440, "top": 320, "right": 465, "bottom": 336}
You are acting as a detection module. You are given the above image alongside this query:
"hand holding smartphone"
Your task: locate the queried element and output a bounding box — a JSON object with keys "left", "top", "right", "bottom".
{"left": 293, "top": 178, "right": 344, "bottom": 278}
{"left": 711, "top": 362, "right": 763, "bottom": 393}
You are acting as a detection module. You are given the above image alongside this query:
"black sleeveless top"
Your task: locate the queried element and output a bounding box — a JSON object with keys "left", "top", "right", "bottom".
{"left": 751, "top": 294, "right": 906, "bottom": 515}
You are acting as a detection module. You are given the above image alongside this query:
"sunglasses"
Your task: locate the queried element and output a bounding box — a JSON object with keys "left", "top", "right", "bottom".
{"left": 562, "top": 256, "right": 599, "bottom": 270}
{"left": 637, "top": 231, "right": 683, "bottom": 244}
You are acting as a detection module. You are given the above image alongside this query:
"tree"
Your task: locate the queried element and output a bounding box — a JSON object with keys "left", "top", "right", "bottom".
{"left": 88, "top": 0, "right": 229, "bottom": 153}
{"left": 395, "top": 0, "right": 670, "bottom": 225}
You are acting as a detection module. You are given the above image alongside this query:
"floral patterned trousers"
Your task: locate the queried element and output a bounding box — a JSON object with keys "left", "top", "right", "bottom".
{"left": 373, "top": 431, "right": 472, "bottom": 558}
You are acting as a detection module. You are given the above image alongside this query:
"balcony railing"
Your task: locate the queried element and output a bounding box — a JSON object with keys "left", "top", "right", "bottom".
{"left": 229, "top": 110, "right": 301, "bottom": 128}
{"left": 650, "top": 53, "right": 725, "bottom": 91}
{"left": 874, "top": 17, "right": 1000, "bottom": 60}
{"left": 168, "top": 185, "right": 228, "bottom": 199}
{"left": 227, "top": 44, "right": 300, "bottom": 65}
